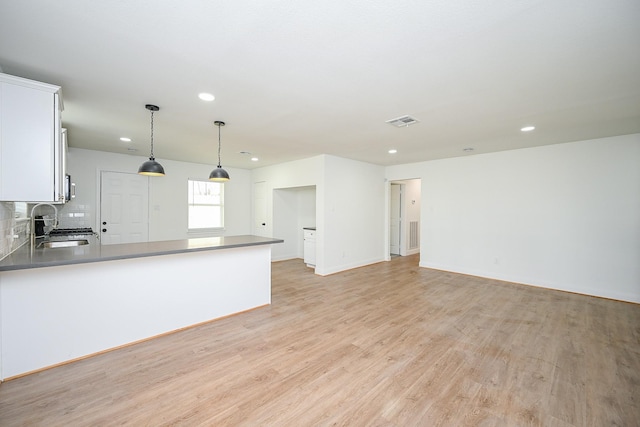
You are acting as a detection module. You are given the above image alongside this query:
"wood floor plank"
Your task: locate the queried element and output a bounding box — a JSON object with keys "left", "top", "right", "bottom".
{"left": 1, "top": 254, "right": 639, "bottom": 426}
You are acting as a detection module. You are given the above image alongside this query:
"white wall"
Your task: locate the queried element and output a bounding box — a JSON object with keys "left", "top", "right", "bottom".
{"left": 272, "top": 188, "right": 299, "bottom": 260}
{"left": 63, "top": 148, "right": 251, "bottom": 241}
{"left": 297, "top": 187, "right": 317, "bottom": 232}
{"left": 320, "top": 155, "right": 386, "bottom": 275}
{"left": 387, "top": 133, "right": 640, "bottom": 303}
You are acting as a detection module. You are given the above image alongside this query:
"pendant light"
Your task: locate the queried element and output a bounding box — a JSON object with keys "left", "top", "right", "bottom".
{"left": 209, "top": 120, "right": 230, "bottom": 182}
{"left": 138, "top": 104, "right": 165, "bottom": 176}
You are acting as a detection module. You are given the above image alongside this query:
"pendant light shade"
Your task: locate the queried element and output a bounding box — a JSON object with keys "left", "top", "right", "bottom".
{"left": 209, "top": 120, "right": 230, "bottom": 182}
{"left": 209, "top": 166, "right": 230, "bottom": 181}
{"left": 138, "top": 104, "right": 165, "bottom": 176}
{"left": 138, "top": 158, "right": 165, "bottom": 176}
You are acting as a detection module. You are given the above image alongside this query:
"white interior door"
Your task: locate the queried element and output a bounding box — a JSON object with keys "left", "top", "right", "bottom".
{"left": 100, "top": 171, "right": 149, "bottom": 245}
{"left": 390, "top": 183, "right": 401, "bottom": 255}
{"left": 254, "top": 181, "right": 268, "bottom": 237}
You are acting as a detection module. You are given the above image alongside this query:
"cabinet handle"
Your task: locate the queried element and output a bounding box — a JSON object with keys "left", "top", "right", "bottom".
{"left": 102, "top": 228, "right": 107, "bottom": 233}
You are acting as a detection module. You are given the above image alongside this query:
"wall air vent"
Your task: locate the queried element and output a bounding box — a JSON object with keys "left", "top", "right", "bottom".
{"left": 386, "top": 115, "right": 420, "bottom": 127}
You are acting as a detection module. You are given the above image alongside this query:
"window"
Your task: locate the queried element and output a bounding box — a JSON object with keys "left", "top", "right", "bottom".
{"left": 188, "top": 179, "right": 224, "bottom": 230}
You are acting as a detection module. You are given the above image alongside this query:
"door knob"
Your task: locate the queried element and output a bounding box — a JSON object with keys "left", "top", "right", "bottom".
{"left": 262, "top": 223, "right": 266, "bottom": 226}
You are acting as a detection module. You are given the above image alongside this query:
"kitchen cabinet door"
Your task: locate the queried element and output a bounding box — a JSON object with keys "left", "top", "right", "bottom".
{"left": 304, "top": 229, "right": 316, "bottom": 267}
{"left": 0, "top": 73, "right": 64, "bottom": 202}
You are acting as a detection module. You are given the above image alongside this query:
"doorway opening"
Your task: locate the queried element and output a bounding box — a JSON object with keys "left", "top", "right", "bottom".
{"left": 271, "top": 185, "right": 316, "bottom": 262}
{"left": 389, "top": 179, "right": 421, "bottom": 258}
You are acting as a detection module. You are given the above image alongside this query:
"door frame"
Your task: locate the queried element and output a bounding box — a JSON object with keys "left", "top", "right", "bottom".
{"left": 390, "top": 183, "right": 402, "bottom": 255}
{"left": 385, "top": 178, "right": 421, "bottom": 261}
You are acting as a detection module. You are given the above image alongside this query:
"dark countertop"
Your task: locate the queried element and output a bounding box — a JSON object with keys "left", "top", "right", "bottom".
{"left": 0, "top": 235, "right": 284, "bottom": 272}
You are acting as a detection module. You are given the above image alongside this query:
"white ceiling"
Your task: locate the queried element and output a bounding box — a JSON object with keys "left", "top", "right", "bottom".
{"left": 1, "top": 0, "right": 639, "bottom": 169}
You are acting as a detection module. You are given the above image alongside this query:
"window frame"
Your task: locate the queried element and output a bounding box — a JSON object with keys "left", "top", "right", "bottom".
{"left": 187, "top": 179, "right": 224, "bottom": 233}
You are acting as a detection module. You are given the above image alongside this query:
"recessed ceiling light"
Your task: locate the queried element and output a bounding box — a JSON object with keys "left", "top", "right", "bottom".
{"left": 521, "top": 126, "right": 535, "bottom": 132}
{"left": 388, "top": 149, "right": 397, "bottom": 154}
{"left": 120, "top": 137, "right": 132, "bottom": 142}
{"left": 463, "top": 147, "right": 474, "bottom": 152}
{"left": 198, "top": 93, "right": 215, "bottom": 101}
{"left": 251, "top": 157, "right": 259, "bottom": 162}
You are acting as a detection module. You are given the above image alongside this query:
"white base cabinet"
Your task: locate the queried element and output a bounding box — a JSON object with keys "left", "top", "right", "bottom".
{"left": 0, "top": 73, "right": 64, "bottom": 202}
{"left": 304, "top": 228, "right": 316, "bottom": 267}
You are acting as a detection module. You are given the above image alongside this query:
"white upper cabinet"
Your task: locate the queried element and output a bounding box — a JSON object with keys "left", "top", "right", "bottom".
{"left": 0, "top": 73, "right": 64, "bottom": 202}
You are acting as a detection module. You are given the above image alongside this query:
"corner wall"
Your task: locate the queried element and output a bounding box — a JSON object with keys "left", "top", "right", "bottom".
{"left": 251, "top": 154, "right": 386, "bottom": 275}
{"left": 319, "top": 155, "right": 386, "bottom": 275}
{"left": 252, "top": 156, "right": 323, "bottom": 264}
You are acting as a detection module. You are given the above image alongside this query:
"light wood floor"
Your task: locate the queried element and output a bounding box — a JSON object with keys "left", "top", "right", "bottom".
{"left": 1, "top": 255, "right": 639, "bottom": 426}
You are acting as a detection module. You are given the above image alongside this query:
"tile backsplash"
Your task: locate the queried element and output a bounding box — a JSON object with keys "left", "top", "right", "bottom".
{"left": 58, "top": 203, "right": 92, "bottom": 229}
{"left": 0, "top": 202, "right": 29, "bottom": 261}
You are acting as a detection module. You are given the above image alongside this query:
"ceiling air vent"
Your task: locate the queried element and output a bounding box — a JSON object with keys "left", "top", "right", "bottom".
{"left": 386, "top": 115, "right": 420, "bottom": 127}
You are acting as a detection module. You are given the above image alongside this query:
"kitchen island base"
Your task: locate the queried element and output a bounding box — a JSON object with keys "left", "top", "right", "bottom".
{"left": 0, "top": 244, "right": 272, "bottom": 380}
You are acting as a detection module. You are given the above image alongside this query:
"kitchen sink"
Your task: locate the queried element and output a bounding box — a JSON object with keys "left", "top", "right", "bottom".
{"left": 38, "top": 239, "right": 89, "bottom": 249}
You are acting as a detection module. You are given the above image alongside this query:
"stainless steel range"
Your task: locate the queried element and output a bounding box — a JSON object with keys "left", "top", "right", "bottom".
{"left": 49, "top": 228, "right": 94, "bottom": 238}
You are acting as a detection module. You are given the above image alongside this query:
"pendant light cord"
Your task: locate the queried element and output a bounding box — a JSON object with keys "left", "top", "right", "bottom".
{"left": 217, "top": 122, "right": 222, "bottom": 167}
{"left": 149, "top": 110, "right": 155, "bottom": 159}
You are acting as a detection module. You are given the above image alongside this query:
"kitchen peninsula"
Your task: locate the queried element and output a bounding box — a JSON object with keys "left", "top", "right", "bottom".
{"left": 0, "top": 235, "right": 283, "bottom": 380}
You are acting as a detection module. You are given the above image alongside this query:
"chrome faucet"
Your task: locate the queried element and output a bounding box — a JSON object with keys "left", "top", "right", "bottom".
{"left": 30, "top": 203, "right": 59, "bottom": 249}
